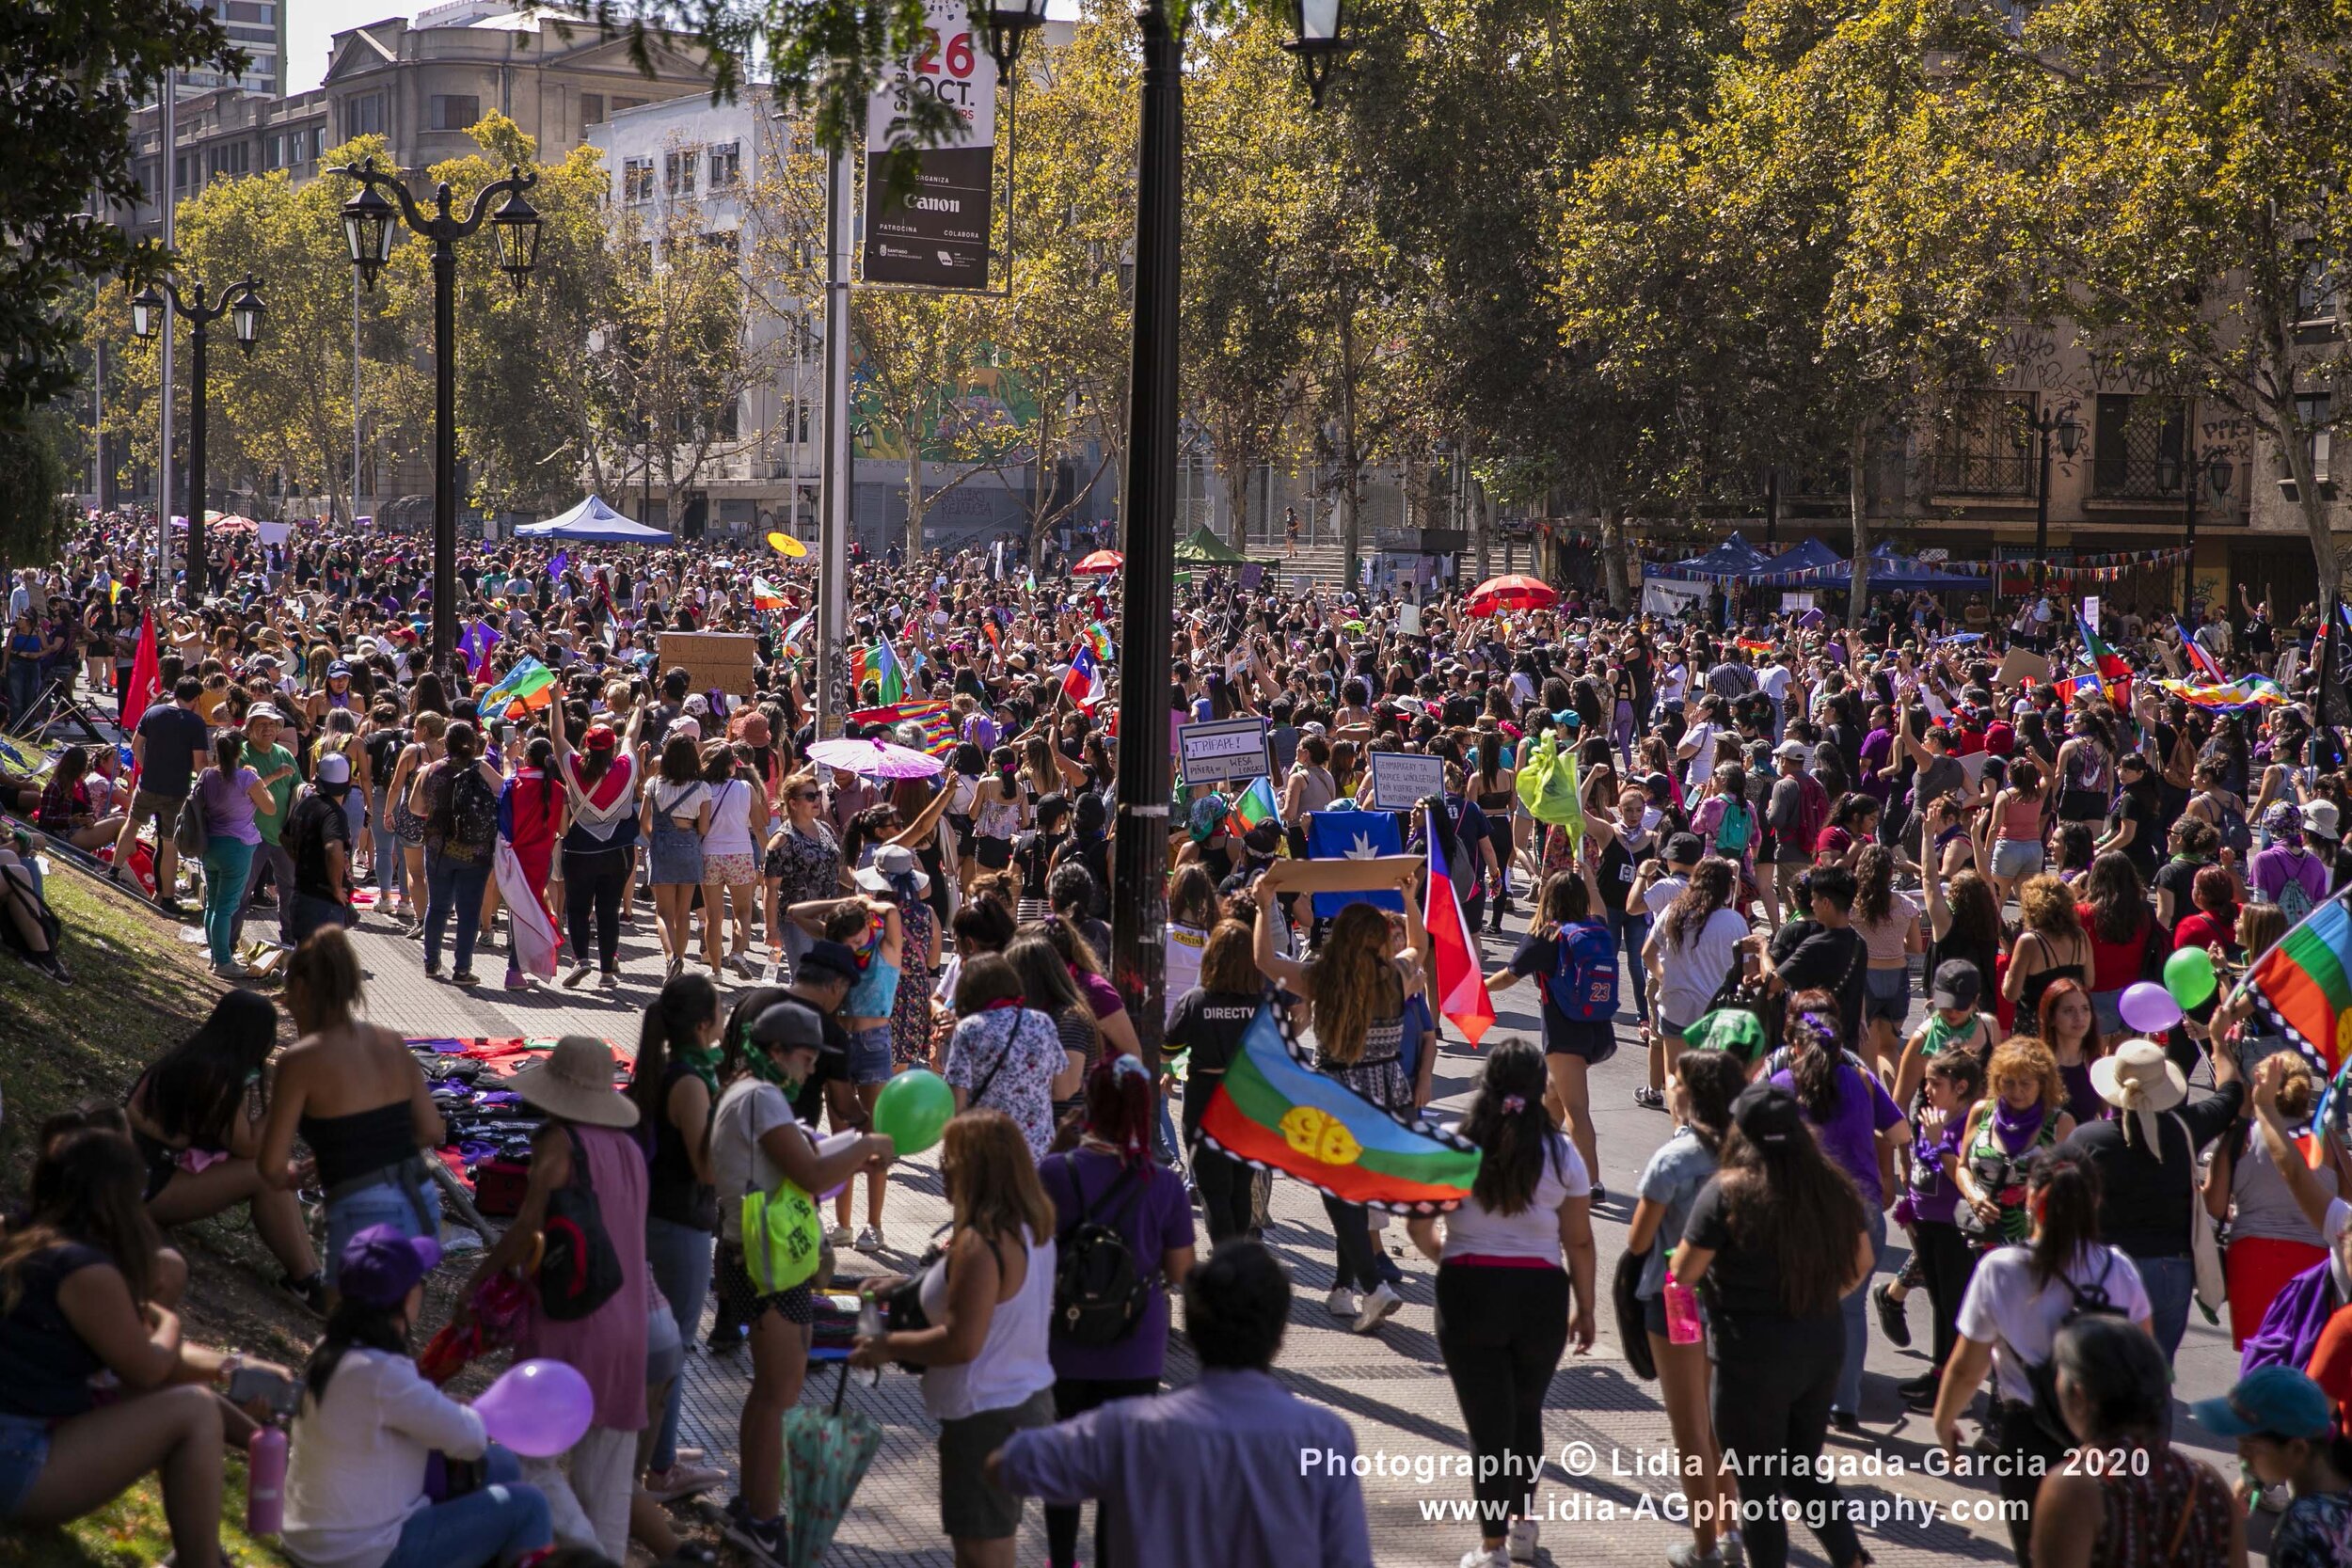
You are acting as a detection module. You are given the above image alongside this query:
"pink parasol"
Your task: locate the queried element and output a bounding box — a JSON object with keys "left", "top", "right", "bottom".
{"left": 806, "top": 736, "right": 946, "bottom": 780}
{"left": 1072, "top": 549, "right": 1125, "bottom": 576}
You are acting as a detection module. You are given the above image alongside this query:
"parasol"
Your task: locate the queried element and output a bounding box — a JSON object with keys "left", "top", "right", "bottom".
{"left": 1467, "top": 573, "right": 1557, "bottom": 616}
{"left": 781, "top": 1364, "right": 883, "bottom": 1567}
{"left": 806, "top": 736, "right": 946, "bottom": 780}
{"left": 767, "top": 530, "right": 810, "bottom": 559}
{"left": 1072, "top": 549, "right": 1125, "bottom": 576}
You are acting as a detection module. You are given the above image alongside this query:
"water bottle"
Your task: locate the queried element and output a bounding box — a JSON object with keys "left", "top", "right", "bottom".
{"left": 856, "top": 1295, "right": 884, "bottom": 1387}
{"left": 246, "top": 1425, "right": 287, "bottom": 1535}
{"left": 1662, "top": 1278, "right": 1703, "bottom": 1346}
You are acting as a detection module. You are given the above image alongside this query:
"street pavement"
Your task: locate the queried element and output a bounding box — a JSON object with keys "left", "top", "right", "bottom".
{"left": 315, "top": 891, "right": 2246, "bottom": 1568}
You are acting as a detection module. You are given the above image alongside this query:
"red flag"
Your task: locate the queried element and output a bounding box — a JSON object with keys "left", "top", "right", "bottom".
{"left": 1421, "top": 830, "right": 1494, "bottom": 1046}
{"left": 121, "top": 609, "right": 159, "bottom": 789}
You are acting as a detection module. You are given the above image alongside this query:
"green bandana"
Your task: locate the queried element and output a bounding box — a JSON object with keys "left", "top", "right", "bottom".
{"left": 676, "top": 1041, "right": 723, "bottom": 1095}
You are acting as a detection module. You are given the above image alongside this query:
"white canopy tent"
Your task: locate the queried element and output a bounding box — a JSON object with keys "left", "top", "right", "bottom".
{"left": 512, "top": 495, "right": 675, "bottom": 544}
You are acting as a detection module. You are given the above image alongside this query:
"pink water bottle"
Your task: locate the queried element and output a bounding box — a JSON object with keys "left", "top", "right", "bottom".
{"left": 246, "top": 1425, "right": 287, "bottom": 1535}
{"left": 1662, "top": 1278, "right": 1703, "bottom": 1346}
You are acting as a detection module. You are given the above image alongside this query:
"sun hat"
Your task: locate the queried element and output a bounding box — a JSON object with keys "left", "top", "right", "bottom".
{"left": 509, "top": 1036, "right": 640, "bottom": 1129}
{"left": 854, "top": 843, "right": 932, "bottom": 895}
{"left": 337, "top": 1224, "right": 441, "bottom": 1309}
{"left": 2188, "top": 1365, "right": 2337, "bottom": 1441}
{"left": 2089, "top": 1037, "right": 2187, "bottom": 1148}
{"left": 2305, "top": 800, "right": 2341, "bottom": 842}
{"left": 738, "top": 712, "right": 771, "bottom": 747}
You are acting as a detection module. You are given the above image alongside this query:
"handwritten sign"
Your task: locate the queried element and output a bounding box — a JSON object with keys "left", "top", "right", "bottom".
{"left": 1177, "top": 717, "right": 1272, "bottom": 785}
{"left": 1366, "top": 750, "right": 1448, "bottom": 812}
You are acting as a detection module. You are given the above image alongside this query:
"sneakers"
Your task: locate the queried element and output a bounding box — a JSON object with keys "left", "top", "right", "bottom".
{"left": 1460, "top": 1548, "right": 1511, "bottom": 1568}
{"left": 210, "top": 958, "right": 253, "bottom": 978}
{"left": 450, "top": 970, "right": 479, "bottom": 986}
{"left": 729, "top": 952, "right": 760, "bottom": 980}
{"left": 1634, "top": 1085, "right": 1666, "bottom": 1109}
{"left": 1507, "top": 1517, "right": 1539, "bottom": 1563}
{"left": 1326, "top": 1285, "right": 1360, "bottom": 1319}
{"left": 1871, "top": 1281, "right": 1910, "bottom": 1347}
{"left": 641, "top": 1460, "right": 725, "bottom": 1501}
{"left": 1667, "top": 1544, "right": 1726, "bottom": 1568}
{"left": 561, "top": 964, "right": 591, "bottom": 989}
{"left": 1590, "top": 1181, "right": 1610, "bottom": 1207}
{"left": 596, "top": 970, "right": 619, "bottom": 990}
{"left": 853, "top": 1226, "right": 884, "bottom": 1254}
{"left": 1353, "top": 1282, "right": 1404, "bottom": 1334}
{"left": 828, "top": 1225, "right": 855, "bottom": 1249}
{"left": 721, "top": 1497, "right": 787, "bottom": 1567}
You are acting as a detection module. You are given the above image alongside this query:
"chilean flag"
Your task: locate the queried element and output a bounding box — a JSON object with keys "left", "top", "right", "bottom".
{"left": 1421, "top": 830, "right": 1494, "bottom": 1047}
{"left": 1062, "top": 644, "right": 1105, "bottom": 708}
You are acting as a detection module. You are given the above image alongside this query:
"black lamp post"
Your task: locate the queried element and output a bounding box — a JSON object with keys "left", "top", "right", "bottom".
{"left": 971, "top": 0, "right": 1049, "bottom": 72}
{"left": 330, "top": 156, "right": 540, "bottom": 668}
{"left": 130, "top": 276, "right": 265, "bottom": 603}
{"left": 2184, "top": 447, "right": 2233, "bottom": 619}
{"left": 2028, "top": 402, "right": 2082, "bottom": 597}
{"left": 1281, "top": 0, "right": 1351, "bottom": 108}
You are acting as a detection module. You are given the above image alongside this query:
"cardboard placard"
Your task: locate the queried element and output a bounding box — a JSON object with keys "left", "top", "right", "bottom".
{"left": 1177, "top": 716, "right": 1272, "bottom": 785}
{"left": 1996, "top": 647, "right": 2050, "bottom": 689}
{"left": 1366, "top": 750, "right": 1448, "bottom": 812}
{"left": 656, "top": 630, "right": 760, "bottom": 697}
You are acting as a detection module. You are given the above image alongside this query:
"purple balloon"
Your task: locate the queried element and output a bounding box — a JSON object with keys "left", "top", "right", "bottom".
{"left": 2119, "top": 980, "right": 2183, "bottom": 1035}
{"left": 473, "top": 1357, "right": 595, "bottom": 1458}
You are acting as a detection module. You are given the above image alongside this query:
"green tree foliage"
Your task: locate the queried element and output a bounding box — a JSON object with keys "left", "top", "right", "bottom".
{"left": 0, "top": 412, "right": 75, "bottom": 571}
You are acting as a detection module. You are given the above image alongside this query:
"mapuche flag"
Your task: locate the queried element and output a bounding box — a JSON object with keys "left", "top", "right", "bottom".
{"left": 480, "top": 656, "right": 557, "bottom": 720}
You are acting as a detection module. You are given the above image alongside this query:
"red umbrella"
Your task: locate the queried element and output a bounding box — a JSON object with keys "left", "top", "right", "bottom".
{"left": 1467, "top": 573, "right": 1557, "bottom": 616}
{"left": 1073, "top": 549, "right": 1125, "bottom": 576}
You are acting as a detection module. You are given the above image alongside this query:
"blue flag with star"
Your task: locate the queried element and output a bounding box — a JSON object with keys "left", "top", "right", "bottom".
{"left": 1305, "top": 808, "right": 1406, "bottom": 916}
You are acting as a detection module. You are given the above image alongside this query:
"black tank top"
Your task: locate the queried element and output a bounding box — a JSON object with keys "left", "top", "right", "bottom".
{"left": 645, "top": 1062, "right": 718, "bottom": 1231}
{"left": 300, "top": 1101, "right": 418, "bottom": 1189}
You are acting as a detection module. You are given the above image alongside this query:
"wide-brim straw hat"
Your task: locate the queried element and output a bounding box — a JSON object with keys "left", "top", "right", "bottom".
{"left": 511, "top": 1036, "right": 640, "bottom": 1128}
{"left": 2089, "top": 1037, "right": 2187, "bottom": 1117}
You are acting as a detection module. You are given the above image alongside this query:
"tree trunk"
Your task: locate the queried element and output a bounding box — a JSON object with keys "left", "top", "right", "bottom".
{"left": 1221, "top": 454, "right": 1251, "bottom": 553}
{"left": 2271, "top": 389, "right": 2345, "bottom": 610}
{"left": 1847, "top": 417, "right": 1872, "bottom": 629}
{"left": 1474, "top": 482, "right": 1492, "bottom": 581}
{"left": 1336, "top": 308, "right": 1360, "bottom": 594}
{"left": 903, "top": 444, "right": 925, "bottom": 558}
{"left": 1600, "top": 504, "right": 1630, "bottom": 613}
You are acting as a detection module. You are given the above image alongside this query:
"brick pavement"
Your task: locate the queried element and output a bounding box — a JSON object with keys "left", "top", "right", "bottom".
{"left": 329, "top": 898, "right": 2246, "bottom": 1568}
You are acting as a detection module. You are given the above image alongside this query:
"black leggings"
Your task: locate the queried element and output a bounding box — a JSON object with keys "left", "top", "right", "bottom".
{"left": 1322, "top": 1193, "right": 1382, "bottom": 1293}
{"left": 1998, "top": 1400, "right": 2071, "bottom": 1567}
{"left": 1188, "top": 1135, "right": 1255, "bottom": 1249}
{"left": 1435, "top": 1262, "right": 1569, "bottom": 1528}
{"left": 564, "top": 847, "right": 628, "bottom": 972}
{"left": 1912, "top": 1219, "right": 1978, "bottom": 1376}
{"left": 1044, "top": 1375, "right": 1159, "bottom": 1567}
{"left": 1709, "top": 1316, "right": 1863, "bottom": 1568}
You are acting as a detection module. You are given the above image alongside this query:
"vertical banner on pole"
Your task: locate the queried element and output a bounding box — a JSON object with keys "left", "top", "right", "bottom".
{"left": 861, "top": 0, "right": 999, "bottom": 290}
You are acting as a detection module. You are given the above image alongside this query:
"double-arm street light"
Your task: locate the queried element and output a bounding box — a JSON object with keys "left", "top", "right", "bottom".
{"left": 2028, "top": 402, "right": 2083, "bottom": 596}
{"left": 130, "top": 277, "right": 266, "bottom": 603}
{"left": 331, "top": 156, "right": 541, "bottom": 667}
{"left": 967, "top": 0, "right": 1351, "bottom": 1057}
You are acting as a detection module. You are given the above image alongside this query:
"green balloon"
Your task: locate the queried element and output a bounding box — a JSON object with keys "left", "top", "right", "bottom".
{"left": 2163, "top": 945, "right": 2217, "bottom": 1009}
{"left": 873, "top": 1069, "right": 955, "bottom": 1157}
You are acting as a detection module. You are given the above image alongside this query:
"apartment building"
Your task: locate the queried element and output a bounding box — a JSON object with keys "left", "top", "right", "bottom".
{"left": 175, "top": 0, "right": 288, "bottom": 98}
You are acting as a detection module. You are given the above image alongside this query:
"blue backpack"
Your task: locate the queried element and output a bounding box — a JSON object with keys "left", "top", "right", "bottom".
{"left": 1544, "top": 919, "right": 1619, "bottom": 1022}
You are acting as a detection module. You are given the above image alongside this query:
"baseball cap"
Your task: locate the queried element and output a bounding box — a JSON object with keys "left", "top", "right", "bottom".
{"left": 1730, "top": 1082, "right": 1806, "bottom": 1148}
{"left": 315, "top": 752, "right": 353, "bottom": 785}
{"left": 1664, "top": 832, "right": 1704, "bottom": 865}
{"left": 326, "top": 661, "right": 353, "bottom": 678}
{"left": 797, "top": 939, "right": 862, "bottom": 986}
{"left": 1773, "top": 739, "right": 1808, "bottom": 762}
{"left": 1644, "top": 771, "right": 1676, "bottom": 796}
{"left": 582, "top": 724, "right": 617, "bottom": 752}
{"left": 748, "top": 998, "right": 825, "bottom": 1053}
{"left": 1930, "top": 959, "right": 1982, "bottom": 1012}
{"left": 246, "top": 704, "right": 284, "bottom": 723}
{"left": 337, "top": 1224, "right": 441, "bottom": 1308}
{"left": 2188, "top": 1366, "right": 2336, "bottom": 1441}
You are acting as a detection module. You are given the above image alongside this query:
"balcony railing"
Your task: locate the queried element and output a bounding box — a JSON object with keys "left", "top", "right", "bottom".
{"left": 2091, "top": 451, "right": 2186, "bottom": 500}
{"left": 1928, "top": 450, "right": 2036, "bottom": 498}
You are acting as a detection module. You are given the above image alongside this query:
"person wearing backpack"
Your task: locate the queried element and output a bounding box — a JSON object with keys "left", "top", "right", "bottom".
{"left": 1487, "top": 847, "right": 1617, "bottom": 1196}
{"left": 1033, "top": 1056, "right": 1196, "bottom": 1568}
{"left": 405, "top": 719, "right": 502, "bottom": 984}
{"left": 1931, "top": 1149, "right": 2154, "bottom": 1567}
{"left": 457, "top": 1036, "right": 650, "bottom": 1562}
{"left": 2249, "top": 801, "right": 2328, "bottom": 925}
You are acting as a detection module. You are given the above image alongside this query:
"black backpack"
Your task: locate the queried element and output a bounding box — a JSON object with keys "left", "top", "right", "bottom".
{"left": 365, "top": 727, "right": 407, "bottom": 784}
{"left": 538, "top": 1128, "right": 624, "bottom": 1321}
{"left": 2009, "top": 1253, "right": 2129, "bottom": 1443}
{"left": 1048, "top": 1157, "right": 1152, "bottom": 1347}
{"left": 446, "top": 764, "right": 500, "bottom": 858}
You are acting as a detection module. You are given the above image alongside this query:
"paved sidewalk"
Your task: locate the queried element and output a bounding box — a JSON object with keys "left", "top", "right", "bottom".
{"left": 326, "top": 891, "right": 2241, "bottom": 1568}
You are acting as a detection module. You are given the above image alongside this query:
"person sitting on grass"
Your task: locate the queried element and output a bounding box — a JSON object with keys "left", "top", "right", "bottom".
{"left": 0, "top": 1128, "right": 292, "bottom": 1565}
{"left": 282, "top": 1226, "right": 553, "bottom": 1568}
{"left": 126, "top": 989, "right": 325, "bottom": 1310}
{"left": 0, "top": 826, "right": 70, "bottom": 983}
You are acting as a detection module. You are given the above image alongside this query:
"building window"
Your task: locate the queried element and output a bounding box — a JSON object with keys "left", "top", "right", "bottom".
{"left": 431, "top": 95, "right": 481, "bottom": 132}
{"left": 226, "top": 1, "right": 272, "bottom": 20}
{"left": 664, "top": 148, "right": 696, "bottom": 197}
{"left": 345, "top": 93, "right": 383, "bottom": 138}
{"left": 1930, "top": 393, "right": 2038, "bottom": 497}
{"left": 709, "top": 140, "right": 741, "bottom": 189}
{"left": 173, "top": 153, "right": 192, "bottom": 192}
{"left": 2297, "top": 392, "right": 2333, "bottom": 483}
{"left": 2091, "top": 393, "right": 2185, "bottom": 499}
{"left": 700, "top": 230, "right": 739, "bottom": 261}
{"left": 613, "top": 96, "right": 646, "bottom": 113}
{"left": 262, "top": 134, "right": 281, "bottom": 170}
{"left": 580, "top": 92, "right": 605, "bottom": 135}
{"left": 216, "top": 141, "right": 249, "bottom": 177}
{"left": 2296, "top": 247, "right": 2340, "bottom": 328}
{"left": 624, "top": 157, "right": 654, "bottom": 204}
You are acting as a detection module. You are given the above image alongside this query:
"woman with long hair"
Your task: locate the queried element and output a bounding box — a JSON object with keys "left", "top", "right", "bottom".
{"left": 1035, "top": 1057, "right": 1197, "bottom": 1568}
{"left": 1670, "top": 1084, "right": 1876, "bottom": 1568}
{"left": 642, "top": 731, "right": 713, "bottom": 982}
{"left": 549, "top": 701, "right": 640, "bottom": 990}
{"left": 1486, "top": 850, "right": 1616, "bottom": 1189}
{"left": 1625, "top": 1048, "right": 1749, "bottom": 1568}
{"left": 497, "top": 735, "right": 564, "bottom": 991}
{"left": 2077, "top": 851, "right": 2155, "bottom": 1038}
{"left": 384, "top": 710, "right": 447, "bottom": 939}
{"left": 1643, "top": 856, "right": 1749, "bottom": 1101}
{"left": 2002, "top": 874, "right": 2091, "bottom": 1022}
{"left": 35, "top": 744, "right": 127, "bottom": 852}
{"left": 2055, "top": 708, "right": 2115, "bottom": 833}
{"left": 2036, "top": 977, "right": 2104, "bottom": 1128}
{"left": 699, "top": 739, "right": 768, "bottom": 980}
{"left": 1931, "top": 1149, "right": 2156, "bottom": 1565}
{"left": 942, "top": 954, "right": 1085, "bottom": 1156}
{"left": 1988, "top": 755, "right": 2049, "bottom": 906}
{"left": 630, "top": 974, "right": 728, "bottom": 1502}
{"left": 1851, "top": 843, "right": 1922, "bottom": 1078}
{"left": 407, "top": 719, "right": 503, "bottom": 985}
{"left": 1405, "top": 1040, "right": 1597, "bottom": 1568}
{"left": 1472, "top": 728, "right": 1518, "bottom": 933}
{"left": 194, "top": 729, "right": 275, "bottom": 976}
{"left": 969, "top": 743, "right": 1027, "bottom": 876}
{"left": 0, "top": 1130, "right": 262, "bottom": 1564}
{"left": 2203, "top": 1054, "right": 2337, "bottom": 1352}
{"left": 1162, "top": 863, "right": 1222, "bottom": 1021}
{"left": 125, "top": 990, "right": 321, "bottom": 1305}
{"left": 1007, "top": 930, "right": 1101, "bottom": 1134}
{"left": 763, "top": 766, "right": 841, "bottom": 974}
{"left": 1167, "top": 919, "right": 1268, "bottom": 1249}
{"left": 850, "top": 1110, "right": 1059, "bottom": 1568}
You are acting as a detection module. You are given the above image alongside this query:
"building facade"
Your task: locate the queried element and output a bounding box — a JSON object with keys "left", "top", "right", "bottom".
{"left": 175, "top": 0, "right": 288, "bottom": 99}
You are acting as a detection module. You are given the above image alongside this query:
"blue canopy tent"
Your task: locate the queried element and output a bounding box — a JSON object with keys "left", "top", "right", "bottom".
{"left": 1845, "top": 539, "right": 1991, "bottom": 591}
{"left": 513, "top": 495, "right": 675, "bottom": 544}
{"left": 1747, "top": 537, "right": 1845, "bottom": 585}
{"left": 1642, "top": 531, "right": 1774, "bottom": 579}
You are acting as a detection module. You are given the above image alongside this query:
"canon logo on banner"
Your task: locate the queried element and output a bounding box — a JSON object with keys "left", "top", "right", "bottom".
{"left": 911, "top": 195, "right": 961, "bottom": 214}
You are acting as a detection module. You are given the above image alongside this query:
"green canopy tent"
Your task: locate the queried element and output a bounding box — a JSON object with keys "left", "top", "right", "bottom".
{"left": 1172, "top": 525, "right": 1250, "bottom": 565}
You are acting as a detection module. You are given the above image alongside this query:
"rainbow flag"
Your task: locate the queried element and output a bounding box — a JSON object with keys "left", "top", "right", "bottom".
{"left": 1197, "top": 1000, "right": 1481, "bottom": 1212}
{"left": 1734, "top": 637, "right": 1776, "bottom": 655}
{"left": 480, "top": 656, "right": 557, "bottom": 720}
{"left": 1225, "top": 776, "right": 1281, "bottom": 840}
{"left": 849, "top": 700, "right": 956, "bottom": 757}
{"left": 2240, "top": 884, "right": 2352, "bottom": 1080}
{"left": 2153, "top": 675, "right": 2285, "bottom": 711}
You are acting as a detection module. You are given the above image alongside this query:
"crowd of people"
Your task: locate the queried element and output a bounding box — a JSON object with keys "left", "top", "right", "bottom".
{"left": 3, "top": 518, "right": 2352, "bottom": 1568}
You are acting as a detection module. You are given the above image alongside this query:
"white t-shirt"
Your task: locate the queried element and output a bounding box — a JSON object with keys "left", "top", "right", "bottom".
{"left": 1756, "top": 665, "right": 1792, "bottom": 703}
{"left": 282, "top": 1348, "right": 489, "bottom": 1568}
{"left": 1660, "top": 661, "right": 1689, "bottom": 707}
{"left": 1164, "top": 923, "right": 1208, "bottom": 1024}
{"left": 1641, "top": 874, "right": 1689, "bottom": 918}
{"left": 1680, "top": 722, "right": 1721, "bottom": 794}
{"left": 1439, "top": 1133, "right": 1591, "bottom": 1262}
{"left": 1955, "top": 1243, "right": 2152, "bottom": 1404}
{"left": 1653, "top": 906, "right": 1750, "bottom": 1028}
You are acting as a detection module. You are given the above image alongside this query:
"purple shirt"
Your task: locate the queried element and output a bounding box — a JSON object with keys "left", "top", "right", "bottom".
{"left": 1858, "top": 728, "right": 1895, "bottom": 801}
{"left": 2250, "top": 844, "right": 2328, "bottom": 912}
{"left": 198, "top": 766, "right": 262, "bottom": 846}
{"left": 1772, "top": 1062, "right": 1904, "bottom": 1205}
{"left": 1036, "top": 1149, "right": 1194, "bottom": 1380}
{"left": 993, "top": 1368, "right": 1371, "bottom": 1568}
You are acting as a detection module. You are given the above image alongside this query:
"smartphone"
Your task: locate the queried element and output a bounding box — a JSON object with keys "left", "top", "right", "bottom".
{"left": 227, "top": 1364, "right": 301, "bottom": 1418}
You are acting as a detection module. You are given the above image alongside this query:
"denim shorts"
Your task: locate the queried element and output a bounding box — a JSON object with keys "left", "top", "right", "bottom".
{"left": 846, "top": 1024, "right": 895, "bottom": 1085}
{"left": 325, "top": 1175, "right": 443, "bottom": 1267}
{"left": 1990, "top": 839, "right": 2043, "bottom": 880}
{"left": 0, "top": 1411, "right": 52, "bottom": 1519}
{"left": 1864, "top": 965, "right": 1911, "bottom": 1025}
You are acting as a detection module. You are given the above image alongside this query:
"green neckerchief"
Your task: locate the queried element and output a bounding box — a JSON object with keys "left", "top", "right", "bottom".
{"left": 675, "top": 1041, "right": 723, "bottom": 1095}
{"left": 739, "top": 1035, "right": 802, "bottom": 1095}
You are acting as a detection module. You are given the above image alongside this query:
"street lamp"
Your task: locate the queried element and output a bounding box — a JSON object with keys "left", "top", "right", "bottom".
{"left": 1281, "top": 0, "right": 1351, "bottom": 107}
{"left": 332, "top": 156, "right": 540, "bottom": 667}
{"left": 129, "top": 274, "right": 266, "bottom": 601}
{"left": 971, "top": 0, "right": 1048, "bottom": 72}
{"left": 2027, "top": 402, "right": 2082, "bottom": 596}
{"left": 2183, "top": 446, "right": 2233, "bottom": 619}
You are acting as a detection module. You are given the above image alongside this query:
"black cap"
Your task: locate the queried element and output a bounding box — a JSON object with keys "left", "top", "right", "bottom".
{"left": 748, "top": 999, "right": 824, "bottom": 1053}
{"left": 797, "top": 939, "right": 861, "bottom": 986}
{"left": 1930, "top": 959, "right": 1982, "bottom": 1012}
{"left": 1664, "top": 832, "right": 1704, "bottom": 865}
{"left": 1731, "top": 1082, "right": 1806, "bottom": 1147}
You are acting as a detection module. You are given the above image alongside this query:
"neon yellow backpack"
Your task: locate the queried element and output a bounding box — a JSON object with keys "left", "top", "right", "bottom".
{"left": 740, "top": 1180, "right": 822, "bottom": 1294}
